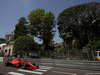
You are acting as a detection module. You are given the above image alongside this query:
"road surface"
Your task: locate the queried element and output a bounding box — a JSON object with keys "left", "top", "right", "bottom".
{"left": 0, "top": 62, "right": 100, "bottom": 75}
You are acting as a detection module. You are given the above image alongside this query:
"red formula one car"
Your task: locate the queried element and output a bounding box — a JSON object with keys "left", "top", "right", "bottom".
{"left": 4, "top": 59, "right": 39, "bottom": 70}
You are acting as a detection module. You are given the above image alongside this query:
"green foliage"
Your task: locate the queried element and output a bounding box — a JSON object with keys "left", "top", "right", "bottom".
{"left": 56, "top": 45, "right": 65, "bottom": 50}
{"left": 72, "top": 40, "right": 80, "bottom": 50}
{"left": 86, "top": 37, "right": 100, "bottom": 50}
{"left": 28, "top": 8, "right": 45, "bottom": 36}
{"left": 28, "top": 8, "right": 55, "bottom": 50}
{"left": 61, "top": 32, "right": 73, "bottom": 50}
{"left": 14, "top": 17, "right": 28, "bottom": 40}
{"left": 13, "top": 36, "right": 39, "bottom": 54}
{"left": 57, "top": 2, "right": 100, "bottom": 49}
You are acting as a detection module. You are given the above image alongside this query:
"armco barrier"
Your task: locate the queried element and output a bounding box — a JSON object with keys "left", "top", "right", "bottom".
{"left": 3, "top": 57, "right": 100, "bottom": 70}
{"left": 39, "top": 59, "right": 100, "bottom": 70}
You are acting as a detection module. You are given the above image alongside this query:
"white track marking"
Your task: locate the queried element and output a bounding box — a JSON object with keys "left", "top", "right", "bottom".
{"left": 18, "top": 69, "right": 43, "bottom": 75}
{"left": 35, "top": 69, "right": 47, "bottom": 72}
{"left": 8, "top": 72, "right": 24, "bottom": 75}
{"left": 39, "top": 68, "right": 50, "bottom": 70}
{"left": 86, "top": 73, "right": 100, "bottom": 75}
{"left": 39, "top": 66, "right": 53, "bottom": 68}
{"left": 52, "top": 71, "right": 77, "bottom": 75}
{"left": 8, "top": 66, "right": 53, "bottom": 75}
{"left": 39, "top": 66, "right": 53, "bottom": 70}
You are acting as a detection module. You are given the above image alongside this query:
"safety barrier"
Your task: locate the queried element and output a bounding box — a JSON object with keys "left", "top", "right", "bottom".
{"left": 39, "top": 59, "right": 100, "bottom": 70}
{"left": 0, "top": 57, "right": 3, "bottom": 62}
{"left": 3, "top": 57, "right": 100, "bottom": 70}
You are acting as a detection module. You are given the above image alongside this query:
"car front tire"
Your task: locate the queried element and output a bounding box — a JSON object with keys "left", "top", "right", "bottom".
{"left": 21, "top": 63, "right": 27, "bottom": 69}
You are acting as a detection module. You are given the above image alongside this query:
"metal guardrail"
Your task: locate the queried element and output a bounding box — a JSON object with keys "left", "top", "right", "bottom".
{"left": 3, "top": 57, "right": 100, "bottom": 70}
{"left": 39, "top": 59, "right": 100, "bottom": 70}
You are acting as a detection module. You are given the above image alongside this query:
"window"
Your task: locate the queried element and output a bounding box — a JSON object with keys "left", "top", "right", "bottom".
{"left": 9, "top": 49, "right": 11, "bottom": 55}
{"left": 5, "top": 50, "right": 7, "bottom": 54}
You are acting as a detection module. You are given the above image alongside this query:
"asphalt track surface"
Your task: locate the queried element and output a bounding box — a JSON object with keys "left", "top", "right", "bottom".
{"left": 0, "top": 62, "right": 100, "bottom": 75}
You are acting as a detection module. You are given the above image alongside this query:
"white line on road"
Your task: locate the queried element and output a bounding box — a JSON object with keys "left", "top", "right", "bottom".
{"left": 39, "top": 66, "right": 53, "bottom": 68}
{"left": 39, "top": 66, "right": 53, "bottom": 70}
{"left": 52, "top": 71, "right": 77, "bottom": 75}
{"left": 18, "top": 69, "right": 43, "bottom": 75}
{"left": 39, "top": 67, "right": 50, "bottom": 70}
{"left": 8, "top": 72, "right": 24, "bottom": 75}
{"left": 86, "top": 73, "right": 100, "bottom": 75}
{"left": 35, "top": 69, "right": 47, "bottom": 72}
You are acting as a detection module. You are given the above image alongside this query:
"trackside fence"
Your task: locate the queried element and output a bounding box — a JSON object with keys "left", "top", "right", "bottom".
{"left": 3, "top": 57, "right": 100, "bottom": 71}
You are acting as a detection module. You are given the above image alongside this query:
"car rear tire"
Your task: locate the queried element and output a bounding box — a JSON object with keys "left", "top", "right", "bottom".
{"left": 21, "top": 63, "right": 27, "bottom": 69}
{"left": 5, "top": 62, "right": 9, "bottom": 66}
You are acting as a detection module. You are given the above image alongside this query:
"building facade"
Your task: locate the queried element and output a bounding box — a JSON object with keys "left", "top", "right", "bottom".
{"left": 5, "top": 33, "right": 14, "bottom": 41}
{"left": 3, "top": 42, "right": 14, "bottom": 56}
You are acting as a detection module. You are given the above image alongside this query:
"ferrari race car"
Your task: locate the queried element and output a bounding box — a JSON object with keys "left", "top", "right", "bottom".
{"left": 4, "top": 59, "right": 39, "bottom": 70}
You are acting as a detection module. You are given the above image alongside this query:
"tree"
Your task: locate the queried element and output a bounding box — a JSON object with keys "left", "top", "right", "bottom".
{"left": 61, "top": 32, "right": 73, "bottom": 50}
{"left": 14, "top": 17, "right": 28, "bottom": 40}
{"left": 28, "top": 8, "right": 55, "bottom": 50}
{"left": 57, "top": 2, "right": 100, "bottom": 49}
{"left": 87, "top": 37, "right": 100, "bottom": 50}
{"left": 13, "top": 36, "right": 39, "bottom": 55}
